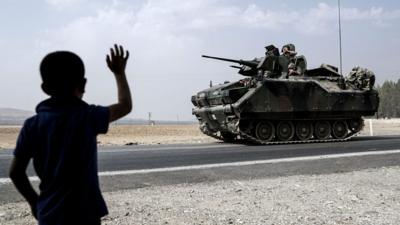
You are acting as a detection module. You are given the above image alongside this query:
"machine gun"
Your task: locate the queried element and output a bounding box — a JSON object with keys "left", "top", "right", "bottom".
{"left": 202, "top": 55, "right": 260, "bottom": 76}
{"left": 202, "top": 55, "right": 259, "bottom": 68}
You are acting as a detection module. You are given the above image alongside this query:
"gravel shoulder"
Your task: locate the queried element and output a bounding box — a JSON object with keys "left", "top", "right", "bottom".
{"left": 1, "top": 166, "right": 400, "bottom": 225}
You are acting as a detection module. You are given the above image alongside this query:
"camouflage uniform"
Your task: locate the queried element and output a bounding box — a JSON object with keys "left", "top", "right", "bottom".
{"left": 346, "top": 66, "right": 375, "bottom": 90}
{"left": 257, "top": 45, "right": 281, "bottom": 78}
{"left": 279, "top": 44, "right": 307, "bottom": 78}
{"left": 257, "top": 44, "right": 307, "bottom": 79}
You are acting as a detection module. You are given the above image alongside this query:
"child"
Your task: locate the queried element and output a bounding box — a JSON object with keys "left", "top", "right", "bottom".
{"left": 9, "top": 44, "right": 132, "bottom": 225}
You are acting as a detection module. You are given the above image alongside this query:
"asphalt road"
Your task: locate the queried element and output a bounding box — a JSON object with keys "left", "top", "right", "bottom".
{"left": 1, "top": 135, "right": 400, "bottom": 203}
{"left": 1, "top": 135, "right": 400, "bottom": 177}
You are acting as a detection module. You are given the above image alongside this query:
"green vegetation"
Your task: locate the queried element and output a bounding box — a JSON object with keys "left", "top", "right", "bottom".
{"left": 376, "top": 79, "right": 400, "bottom": 118}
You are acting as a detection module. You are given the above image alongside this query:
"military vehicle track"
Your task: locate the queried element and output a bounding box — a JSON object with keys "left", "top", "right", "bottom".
{"left": 202, "top": 119, "right": 362, "bottom": 145}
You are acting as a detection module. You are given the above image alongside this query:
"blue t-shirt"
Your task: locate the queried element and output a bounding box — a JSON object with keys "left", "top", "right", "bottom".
{"left": 14, "top": 97, "right": 109, "bottom": 225}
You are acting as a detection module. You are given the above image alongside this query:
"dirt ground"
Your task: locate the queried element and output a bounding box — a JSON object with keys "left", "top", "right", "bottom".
{"left": 98, "top": 124, "right": 215, "bottom": 146}
{"left": 0, "top": 124, "right": 215, "bottom": 149}
{"left": 0, "top": 119, "right": 399, "bottom": 149}
{"left": 0, "top": 126, "right": 21, "bottom": 150}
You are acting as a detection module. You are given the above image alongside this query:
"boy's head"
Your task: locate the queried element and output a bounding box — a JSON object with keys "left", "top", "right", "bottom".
{"left": 40, "top": 51, "right": 86, "bottom": 97}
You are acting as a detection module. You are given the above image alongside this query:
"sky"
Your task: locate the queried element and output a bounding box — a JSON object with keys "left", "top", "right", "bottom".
{"left": 0, "top": 0, "right": 399, "bottom": 120}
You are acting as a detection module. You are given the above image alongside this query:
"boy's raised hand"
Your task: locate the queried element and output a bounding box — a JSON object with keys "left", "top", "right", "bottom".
{"left": 106, "top": 44, "right": 129, "bottom": 75}
{"left": 106, "top": 44, "right": 132, "bottom": 122}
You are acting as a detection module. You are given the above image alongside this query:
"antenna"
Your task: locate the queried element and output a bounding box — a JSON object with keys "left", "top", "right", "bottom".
{"left": 338, "top": 0, "right": 343, "bottom": 75}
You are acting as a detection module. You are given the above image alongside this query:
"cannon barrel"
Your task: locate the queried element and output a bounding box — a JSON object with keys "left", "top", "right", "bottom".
{"left": 202, "top": 55, "right": 259, "bottom": 68}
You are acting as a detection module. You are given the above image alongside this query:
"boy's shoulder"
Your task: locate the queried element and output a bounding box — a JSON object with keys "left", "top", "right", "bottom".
{"left": 21, "top": 114, "right": 39, "bottom": 132}
{"left": 35, "top": 97, "right": 88, "bottom": 112}
{"left": 47, "top": 98, "right": 109, "bottom": 134}
{"left": 22, "top": 98, "right": 109, "bottom": 133}
{"left": 34, "top": 97, "right": 108, "bottom": 116}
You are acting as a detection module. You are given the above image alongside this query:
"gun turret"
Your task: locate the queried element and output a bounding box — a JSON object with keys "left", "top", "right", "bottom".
{"left": 202, "top": 55, "right": 259, "bottom": 68}
{"left": 202, "top": 55, "right": 261, "bottom": 76}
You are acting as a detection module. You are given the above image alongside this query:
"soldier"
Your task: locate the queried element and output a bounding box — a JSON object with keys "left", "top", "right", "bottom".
{"left": 279, "top": 43, "right": 307, "bottom": 77}
{"left": 281, "top": 43, "right": 297, "bottom": 58}
{"left": 257, "top": 45, "right": 281, "bottom": 78}
{"left": 346, "top": 66, "right": 375, "bottom": 90}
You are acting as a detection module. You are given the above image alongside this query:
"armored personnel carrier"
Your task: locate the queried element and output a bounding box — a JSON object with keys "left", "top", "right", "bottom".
{"left": 191, "top": 45, "right": 379, "bottom": 144}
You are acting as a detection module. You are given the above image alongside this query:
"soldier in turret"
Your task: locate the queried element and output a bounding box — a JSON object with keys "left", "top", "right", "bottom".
{"left": 279, "top": 43, "right": 307, "bottom": 78}
{"left": 346, "top": 66, "right": 376, "bottom": 90}
{"left": 257, "top": 45, "right": 281, "bottom": 78}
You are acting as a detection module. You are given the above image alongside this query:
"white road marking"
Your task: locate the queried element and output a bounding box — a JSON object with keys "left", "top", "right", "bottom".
{"left": 1, "top": 149, "right": 400, "bottom": 185}
{"left": 0, "top": 176, "right": 39, "bottom": 185}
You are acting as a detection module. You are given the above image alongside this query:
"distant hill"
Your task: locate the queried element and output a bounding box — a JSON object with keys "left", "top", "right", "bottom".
{"left": 0, "top": 108, "right": 34, "bottom": 125}
{"left": 0, "top": 107, "right": 196, "bottom": 125}
{"left": 0, "top": 108, "right": 34, "bottom": 117}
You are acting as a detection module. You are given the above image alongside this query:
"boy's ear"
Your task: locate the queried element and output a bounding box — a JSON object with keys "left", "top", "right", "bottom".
{"left": 78, "top": 78, "right": 87, "bottom": 94}
{"left": 41, "top": 83, "right": 52, "bottom": 96}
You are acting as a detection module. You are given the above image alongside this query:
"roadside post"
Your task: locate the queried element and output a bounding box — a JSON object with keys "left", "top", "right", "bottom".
{"left": 369, "top": 119, "right": 374, "bottom": 136}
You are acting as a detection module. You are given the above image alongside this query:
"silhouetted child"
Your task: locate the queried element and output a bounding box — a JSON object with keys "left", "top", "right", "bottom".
{"left": 9, "top": 44, "right": 132, "bottom": 225}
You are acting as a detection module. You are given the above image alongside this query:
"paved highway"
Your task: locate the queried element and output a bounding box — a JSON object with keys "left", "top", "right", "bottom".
{"left": 1, "top": 135, "right": 400, "bottom": 203}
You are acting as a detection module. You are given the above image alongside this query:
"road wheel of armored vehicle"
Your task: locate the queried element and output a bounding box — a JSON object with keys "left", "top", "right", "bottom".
{"left": 276, "top": 121, "right": 295, "bottom": 141}
{"left": 314, "top": 121, "right": 331, "bottom": 140}
{"left": 221, "top": 131, "right": 237, "bottom": 142}
{"left": 295, "top": 121, "right": 313, "bottom": 141}
{"left": 348, "top": 118, "right": 364, "bottom": 132}
{"left": 255, "top": 121, "right": 275, "bottom": 141}
{"left": 332, "top": 121, "right": 348, "bottom": 139}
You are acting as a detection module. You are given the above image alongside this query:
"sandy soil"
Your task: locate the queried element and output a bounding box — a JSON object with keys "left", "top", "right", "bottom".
{"left": 0, "top": 124, "right": 216, "bottom": 149}
{"left": 358, "top": 119, "right": 400, "bottom": 136}
{"left": 98, "top": 124, "right": 215, "bottom": 146}
{"left": 1, "top": 166, "right": 400, "bottom": 225}
{"left": 1, "top": 119, "right": 399, "bottom": 149}
{"left": 0, "top": 126, "right": 21, "bottom": 150}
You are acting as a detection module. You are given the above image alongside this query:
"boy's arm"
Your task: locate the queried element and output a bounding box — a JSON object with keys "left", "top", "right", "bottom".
{"left": 106, "top": 44, "right": 132, "bottom": 122}
{"left": 9, "top": 157, "right": 39, "bottom": 219}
